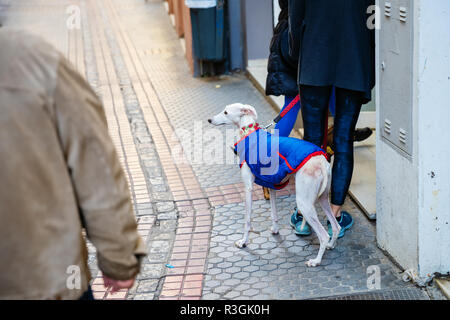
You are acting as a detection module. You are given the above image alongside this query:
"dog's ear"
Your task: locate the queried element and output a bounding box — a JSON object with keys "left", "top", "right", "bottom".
{"left": 241, "top": 105, "right": 258, "bottom": 120}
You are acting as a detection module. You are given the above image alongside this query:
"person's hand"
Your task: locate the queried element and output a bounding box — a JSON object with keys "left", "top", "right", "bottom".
{"left": 102, "top": 274, "right": 135, "bottom": 293}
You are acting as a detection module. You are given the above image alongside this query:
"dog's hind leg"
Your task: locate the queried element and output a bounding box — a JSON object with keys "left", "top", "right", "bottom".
{"left": 236, "top": 163, "right": 254, "bottom": 248}
{"left": 295, "top": 165, "right": 330, "bottom": 267}
{"left": 297, "top": 202, "right": 329, "bottom": 267}
{"left": 319, "top": 192, "right": 341, "bottom": 250}
{"left": 269, "top": 188, "right": 279, "bottom": 234}
{"left": 317, "top": 159, "right": 340, "bottom": 250}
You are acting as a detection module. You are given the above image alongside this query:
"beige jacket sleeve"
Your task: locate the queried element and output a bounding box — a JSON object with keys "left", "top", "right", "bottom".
{"left": 51, "top": 56, "right": 147, "bottom": 280}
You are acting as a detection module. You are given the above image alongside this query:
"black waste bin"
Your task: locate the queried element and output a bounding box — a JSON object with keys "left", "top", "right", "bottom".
{"left": 190, "top": 0, "right": 225, "bottom": 62}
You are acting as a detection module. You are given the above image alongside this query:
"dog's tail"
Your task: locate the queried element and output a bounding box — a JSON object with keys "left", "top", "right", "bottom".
{"left": 317, "top": 156, "right": 330, "bottom": 198}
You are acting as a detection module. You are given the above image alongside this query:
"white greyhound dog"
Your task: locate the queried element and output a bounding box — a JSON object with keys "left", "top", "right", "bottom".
{"left": 208, "top": 103, "right": 341, "bottom": 267}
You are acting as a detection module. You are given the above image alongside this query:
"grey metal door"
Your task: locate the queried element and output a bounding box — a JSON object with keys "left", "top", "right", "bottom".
{"left": 379, "top": 0, "right": 414, "bottom": 158}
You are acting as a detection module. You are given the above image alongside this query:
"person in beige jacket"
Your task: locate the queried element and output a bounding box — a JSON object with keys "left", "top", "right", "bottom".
{"left": 0, "top": 28, "right": 147, "bottom": 300}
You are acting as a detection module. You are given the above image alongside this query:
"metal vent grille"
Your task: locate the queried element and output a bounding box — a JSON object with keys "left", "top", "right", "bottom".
{"left": 399, "top": 6, "right": 408, "bottom": 22}
{"left": 399, "top": 128, "right": 407, "bottom": 144}
{"left": 385, "top": 2, "right": 392, "bottom": 17}
{"left": 313, "top": 288, "right": 429, "bottom": 300}
{"left": 384, "top": 119, "right": 392, "bottom": 134}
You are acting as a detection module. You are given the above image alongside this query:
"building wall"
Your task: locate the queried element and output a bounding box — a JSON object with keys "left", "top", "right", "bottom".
{"left": 376, "top": 138, "right": 419, "bottom": 270}
{"left": 377, "top": 0, "right": 450, "bottom": 278}
{"left": 416, "top": 0, "right": 450, "bottom": 276}
{"left": 243, "top": 0, "right": 273, "bottom": 60}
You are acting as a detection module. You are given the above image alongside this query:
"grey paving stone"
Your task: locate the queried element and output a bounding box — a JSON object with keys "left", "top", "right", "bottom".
{"left": 208, "top": 257, "right": 224, "bottom": 264}
{"left": 202, "top": 293, "right": 221, "bottom": 300}
{"left": 234, "top": 283, "right": 251, "bottom": 292}
{"left": 279, "top": 262, "right": 297, "bottom": 270}
{"left": 216, "top": 273, "right": 232, "bottom": 281}
{"left": 260, "top": 264, "right": 277, "bottom": 272}
{"left": 243, "top": 277, "right": 260, "bottom": 285}
{"left": 243, "top": 288, "right": 259, "bottom": 297}
{"left": 252, "top": 237, "right": 267, "bottom": 245}
{"left": 234, "top": 272, "right": 250, "bottom": 280}
{"left": 223, "top": 291, "right": 241, "bottom": 299}
{"left": 235, "top": 260, "right": 251, "bottom": 268}
{"left": 227, "top": 255, "right": 243, "bottom": 263}
{"left": 149, "top": 241, "right": 170, "bottom": 254}
{"left": 139, "top": 264, "right": 165, "bottom": 279}
{"left": 225, "top": 266, "right": 241, "bottom": 274}
{"left": 270, "top": 269, "right": 287, "bottom": 276}
{"left": 217, "top": 251, "right": 234, "bottom": 259}
{"left": 208, "top": 268, "right": 222, "bottom": 276}
{"left": 147, "top": 252, "right": 169, "bottom": 263}
{"left": 251, "top": 282, "right": 267, "bottom": 290}
{"left": 252, "top": 259, "right": 269, "bottom": 267}
{"left": 251, "top": 270, "right": 269, "bottom": 278}
{"left": 157, "top": 211, "right": 178, "bottom": 220}
{"left": 222, "top": 278, "right": 242, "bottom": 287}
{"left": 133, "top": 293, "right": 155, "bottom": 300}
{"left": 214, "top": 285, "right": 232, "bottom": 294}
{"left": 204, "top": 280, "right": 221, "bottom": 289}
{"left": 324, "top": 263, "right": 345, "bottom": 271}
{"left": 137, "top": 208, "right": 154, "bottom": 216}
{"left": 136, "top": 279, "right": 159, "bottom": 293}
{"left": 321, "top": 281, "right": 342, "bottom": 289}
{"left": 160, "top": 220, "right": 177, "bottom": 232}
{"left": 155, "top": 202, "right": 175, "bottom": 213}
{"left": 216, "top": 261, "right": 233, "bottom": 269}
{"left": 243, "top": 255, "right": 260, "bottom": 262}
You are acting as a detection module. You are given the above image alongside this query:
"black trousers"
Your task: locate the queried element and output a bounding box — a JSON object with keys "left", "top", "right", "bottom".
{"left": 79, "top": 285, "right": 94, "bottom": 300}
{"left": 299, "top": 85, "right": 363, "bottom": 206}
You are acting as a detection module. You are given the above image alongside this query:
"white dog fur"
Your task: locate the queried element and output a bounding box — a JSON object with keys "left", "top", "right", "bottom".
{"left": 208, "top": 103, "right": 341, "bottom": 267}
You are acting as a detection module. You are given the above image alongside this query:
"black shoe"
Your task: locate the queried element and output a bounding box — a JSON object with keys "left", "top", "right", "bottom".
{"left": 354, "top": 127, "right": 373, "bottom": 142}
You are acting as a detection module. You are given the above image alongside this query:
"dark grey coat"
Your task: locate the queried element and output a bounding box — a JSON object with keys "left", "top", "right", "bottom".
{"left": 288, "top": 0, "right": 375, "bottom": 102}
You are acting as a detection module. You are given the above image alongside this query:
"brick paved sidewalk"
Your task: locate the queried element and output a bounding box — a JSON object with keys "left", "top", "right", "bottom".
{"left": 1, "top": 0, "right": 444, "bottom": 300}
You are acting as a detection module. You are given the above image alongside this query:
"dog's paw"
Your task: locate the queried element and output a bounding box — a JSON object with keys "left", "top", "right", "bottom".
{"left": 270, "top": 226, "right": 279, "bottom": 235}
{"left": 305, "top": 259, "right": 320, "bottom": 267}
{"left": 326, "top": 242, "right": 336, "bottom": 250}
{"left": 235, "top": 239, "right": 248, "bottom": 249}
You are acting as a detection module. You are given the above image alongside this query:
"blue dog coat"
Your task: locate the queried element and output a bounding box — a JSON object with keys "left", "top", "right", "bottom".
{"left": 234, "top": 128, "right": 327, "bottom": 190}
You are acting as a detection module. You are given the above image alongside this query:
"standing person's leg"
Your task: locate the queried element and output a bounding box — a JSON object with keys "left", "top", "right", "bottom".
{"left": 300, "top": 85, "right": 332, "bottom": 146}
{"left": 274, "top": 96, "right": 302, "bottom": 137}
{"left": 329, "top": 86, "right": 336, "bottom": 117}
{"left": 79, "top": 285, "right": 95, "bottom": 300}
{"left": 327, "top": 87, "right": 363, "bottom": 238}
{"left": 290, "top": 85, "right": 332, "bottom": 236}
{"left": 327, "top": 87, "right": 373, "bottom": 149}
{"left": 274, "top": 90, "right": 334, "bottom": 139}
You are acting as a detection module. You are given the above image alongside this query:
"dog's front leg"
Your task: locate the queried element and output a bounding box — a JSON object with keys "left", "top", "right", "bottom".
{"left": 269, "top": 188, "right": 279, "bottom": 234}
{"left": 236, "top": 164, "right": 254, "bottom": 248}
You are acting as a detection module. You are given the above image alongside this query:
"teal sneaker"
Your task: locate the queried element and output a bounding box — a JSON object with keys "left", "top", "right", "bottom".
{"left": 290, "top": 208, "right": 312, "bottom": 236}
{"left": 327, "top": 211, "right": 354, "bottom": 238}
